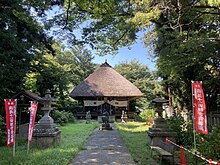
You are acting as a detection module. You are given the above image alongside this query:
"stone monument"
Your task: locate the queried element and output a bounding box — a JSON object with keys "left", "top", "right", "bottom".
{"left": 100, "top": 110, "right": 112, "bottom": 130}
{"left": 32, "top": 89, "right": 61, "bottom": 148}
{"left": 86, "top": 110, "right": 91, "bottom": 124}
{"left": 121, "top": 110, "right": 128, "bottom": 123}
{"left": 147, "top": 97, "right": 176, "bottom": 150}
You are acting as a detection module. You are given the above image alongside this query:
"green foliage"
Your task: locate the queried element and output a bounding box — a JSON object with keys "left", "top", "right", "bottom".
{"left": 197, "top": 125, "right": 220, "bottom": 161}
{"left": 24, "top": 43, "right": 96, "bottom": 107}
{"left": 149, "top": 0, "right": 220, "bottom": 111}
{"left": 51, "top": 109, "right": 76, "bottom": 126}
{"left": 136, "top": 109, "right": 155, "bottom": 122}
{"left": 168, "top": 112, "right": 193, "bottom": 146}
{"left": 1, "top": 0, "right": 219, "bottom": 116}
{"left": 43, "top": 0, "right": 220, "bottom": 112}
{"left": 0, "top": 0, "right": 54, "bottom": 100}
{"left": 46, "top": 0, "right": 139, "bottom": 55}
{"left": 0, "top": 115, "right": 6, "bottom": 146}
{"left": 115, "top": 60, "right": 163, "bottom": 109}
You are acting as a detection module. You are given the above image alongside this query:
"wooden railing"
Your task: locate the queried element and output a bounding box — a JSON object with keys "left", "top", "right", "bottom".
{"left": 183, "top": 111, "right": 220, "bottom": 132}
{"left": 207, "top": 112, "right": 220, "bottom": 130}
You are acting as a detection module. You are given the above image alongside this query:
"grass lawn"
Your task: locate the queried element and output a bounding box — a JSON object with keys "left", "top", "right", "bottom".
{"left": 0, "top": 121, "right": 98, "bottom": 165}
{"left": 116, "top": 122, "right": 158, "bottom": 165}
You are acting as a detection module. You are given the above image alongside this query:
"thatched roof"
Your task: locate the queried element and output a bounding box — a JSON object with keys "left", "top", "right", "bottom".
{"left": 70, "top": 62, "right": 143, "bottom": 99}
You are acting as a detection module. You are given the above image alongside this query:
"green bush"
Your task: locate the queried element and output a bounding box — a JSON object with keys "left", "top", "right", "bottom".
{"left": 167, "top": 112, "right": 193, "bottom": 146}
{"left": 51, "top": 109, "right": 76, "bottom": 126}
{"left": 197, "top": 125, "right": 220, "bottom": 161}
{"left": 135, "top": 109, "right": 155, "bottom": 122}
{"left": 0, "top": 115, "right": 6, "bottom": 146}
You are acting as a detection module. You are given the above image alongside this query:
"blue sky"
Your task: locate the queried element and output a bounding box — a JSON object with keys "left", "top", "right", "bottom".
{"left": 92, "top": 31, "right": 156, "bottom": 70}
{"left": 93, "top": 41, "right": 156, "bottom": 70}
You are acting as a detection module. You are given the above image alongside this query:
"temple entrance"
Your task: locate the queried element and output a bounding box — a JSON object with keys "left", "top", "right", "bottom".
{"left": 101, "top": 103, "right": 111, "bottom": 114}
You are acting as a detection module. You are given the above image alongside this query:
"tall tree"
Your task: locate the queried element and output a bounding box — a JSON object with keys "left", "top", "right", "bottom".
{"left": 114, "top": 60, "right": 162, "bottom": 109}
{"left": 147, "top": 0, "right": 220, "bottom": 111}
{"left": 24, "top": 43, "right": 96, "bottom": 107}
{"left": 66, "top": 45, "right": 97, "bottom": 84}
{"left": 0, "top": 0, "right": 58, "bottom": 100}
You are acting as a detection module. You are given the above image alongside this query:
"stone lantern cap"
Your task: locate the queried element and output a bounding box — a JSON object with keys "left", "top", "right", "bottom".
{"left": 152, "top": 97, "right": 168, "bottom": 103}
{"left": 41, "top": 89, "right": 58, "bottom": 102}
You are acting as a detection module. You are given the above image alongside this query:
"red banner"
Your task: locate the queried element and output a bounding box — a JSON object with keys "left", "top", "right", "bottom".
{"left": 5, "top": 100, "right": 17, "bottom": 146}
{"left": 192, "top": 81, "right": 208, "bottom": 134}
{"left": 28, "top": 102, "right": 38, "bottom": 142}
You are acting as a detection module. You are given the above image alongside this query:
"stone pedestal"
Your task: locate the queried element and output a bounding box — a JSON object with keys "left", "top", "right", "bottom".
{"left": 32, "top": 124, "right": 61, "bottom": 148}
{"left": 98, "top": 116, "right": 115, "bottom": 123}
{"left": 100, "top": 123, "right": 113, "bottom": 130}
{"left": 147, "top": 117, "right": 176, "bottom": 147}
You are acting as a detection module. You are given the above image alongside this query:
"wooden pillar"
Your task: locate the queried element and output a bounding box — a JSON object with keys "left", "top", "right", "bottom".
{"left": 83, "top": 99, "right": 85, "bottom": 118}
{"left": 127, "top": 97, "right": 130, "bottom": 112}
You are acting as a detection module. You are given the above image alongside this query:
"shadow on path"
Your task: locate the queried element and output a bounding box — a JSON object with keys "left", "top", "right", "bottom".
{"left": 69, "top": 123, "right": 135, "bottom": 165}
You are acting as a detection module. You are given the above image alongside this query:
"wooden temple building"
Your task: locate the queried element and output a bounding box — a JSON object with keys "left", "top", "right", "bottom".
{"left": 69, "top": 62, "right": 143, "bottom": 119}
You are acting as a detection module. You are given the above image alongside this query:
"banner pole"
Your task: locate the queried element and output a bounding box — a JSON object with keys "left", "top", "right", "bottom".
{"left": 13, "top": 99, "right": 17, "bottom": 157}
{"left": 27, "top": 141, "right": 30, "bottom": 154}
{"left": 27, "top": 101, "right": 32, "bottom": 154}
{"left": 191, "top": 81, "right": 197, "bottom": 151}
{"left": 12, "top": 143, "right": 15, "bottom": 157}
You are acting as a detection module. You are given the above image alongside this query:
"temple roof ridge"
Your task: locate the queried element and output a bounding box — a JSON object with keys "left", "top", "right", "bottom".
{"left": 100, "top": 60, "right": 112, "bottom": 68}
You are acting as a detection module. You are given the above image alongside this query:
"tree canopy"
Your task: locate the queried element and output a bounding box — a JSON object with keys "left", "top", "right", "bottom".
{"left": 0, "top": 0, "right": 219, "bottom": 111}
{"left": 149, "top": 0, "right": 220, "bottom": 111}
{"left": 115, "top": 60, "right": 162, "bottom": 109}
{"left": 45, "top": 0, "right": 219, "bottom": 111}
{"left": 0, "top": 0, "right": 57, "bottom": 99}
{"left": 24, "top": 43, "right": 96, "bottom": 107}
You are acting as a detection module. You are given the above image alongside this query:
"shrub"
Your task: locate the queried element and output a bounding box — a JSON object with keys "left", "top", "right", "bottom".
{"left": 197, "top": 125, "right": 220, "bottom": 161}
{"left": 136, "top": 109, "right": 155, "bottom": 122}
{"left": 51, "top": 109, "right": 76, "bottom": 126}
{"left": 167, "top": 112, "right": 193, "bottom": 146}
{"left": 0, "top": 115, "right": 6, "bottom": 146}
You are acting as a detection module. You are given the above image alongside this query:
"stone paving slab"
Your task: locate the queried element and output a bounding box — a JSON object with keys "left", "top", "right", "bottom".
{"left": 70, "top": 124, "right": 135, "bottom": 165}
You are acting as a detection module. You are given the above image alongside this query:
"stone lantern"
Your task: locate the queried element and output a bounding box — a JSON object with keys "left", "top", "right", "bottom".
{"left": 32, "top": 89, "right": 61, "bottom": 148}
{"left": 147, "top": 97, "right": 176, "bottom": 147}
{"left": 38, "top": 89, "right": 57, "bottom": 126}
{"left": 151, "top": 97, "right": 169, "bottom": 129}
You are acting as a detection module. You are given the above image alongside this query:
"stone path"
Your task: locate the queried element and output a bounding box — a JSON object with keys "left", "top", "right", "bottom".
{"left": 69, "top": 123, "right": 135, "bottom": 165}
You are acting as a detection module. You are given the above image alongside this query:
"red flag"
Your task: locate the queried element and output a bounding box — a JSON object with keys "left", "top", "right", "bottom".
{"left": 28, "top": 102, "right": 38, "bottom": 142}
{"left": 192, "top": 81, "right": 208, "bottom": 134}
{"left": 180, "top": 146, "right": 187, "bottom": 165}
{"left": 5, "top": 100, "right": 17, "bottom": 146}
